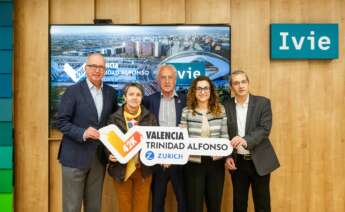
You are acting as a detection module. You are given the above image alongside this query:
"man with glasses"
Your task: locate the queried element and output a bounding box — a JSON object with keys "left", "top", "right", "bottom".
{"left": 143, "top": 64, "right": 187, "bottom": 212}
{"left": 223, "top": 70, "right": 280, "bottom": 212}
{"left": 56, "top": 53, "right": 118, "bottom": 212}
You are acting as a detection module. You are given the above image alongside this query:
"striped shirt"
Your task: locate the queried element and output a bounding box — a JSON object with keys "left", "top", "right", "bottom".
{"left": 180, "top": 105, "right": 229, "bottom": 162}
{"left": 159, "top": 93, "right": 177, "bottom": 127}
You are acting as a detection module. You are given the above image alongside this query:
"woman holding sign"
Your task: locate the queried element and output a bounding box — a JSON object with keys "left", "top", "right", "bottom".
{"left": 106, "top": 82, "right": 157, "bottom": 212}
{"left": 180, "top": 76, "right": 229, "bottom": 212}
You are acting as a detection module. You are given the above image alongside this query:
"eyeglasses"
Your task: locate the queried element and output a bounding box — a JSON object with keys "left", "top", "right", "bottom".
{"left": 232, "top": 80, "right": 248, "bottom": 86}
{"left": 86, "top": 64, "right": 105, "bottom": 71}
{"left": 196, "top": 86, "right": 210, "bottom": 92}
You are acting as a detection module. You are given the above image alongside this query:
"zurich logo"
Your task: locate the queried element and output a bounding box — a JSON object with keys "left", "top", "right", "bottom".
{"left": 145, "top": 151, "right": 155, "bottom": 160}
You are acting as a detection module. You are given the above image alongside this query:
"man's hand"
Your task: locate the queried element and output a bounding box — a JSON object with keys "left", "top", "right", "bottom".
{"left": 84, "top": 127, "right": 100, "bottom": 140}
{"left": 212, "top": 156, "right": 222, "bottom": 160}
{"left": 162, "top": 164, "right": 171, "bottom": 169}
{"left": 230, "top": 136, "right": 247, "bottom": 149}
{"left": 109, "top": 154, "right": 117, "bottom": 162}
{"left": 225, "top": 157, "right": 237, "bottom": 170}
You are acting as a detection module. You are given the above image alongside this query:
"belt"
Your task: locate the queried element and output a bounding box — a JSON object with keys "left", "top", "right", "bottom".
{"left": 237, "top": 154, "right": 252, "bottom": 160}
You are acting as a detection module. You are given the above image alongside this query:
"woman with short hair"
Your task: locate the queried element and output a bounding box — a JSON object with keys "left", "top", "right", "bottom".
{"left": 107, "top": 82, "right": 157, "bottom": 212}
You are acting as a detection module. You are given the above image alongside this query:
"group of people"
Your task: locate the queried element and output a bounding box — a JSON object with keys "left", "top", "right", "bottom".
{"left": 56, "top": 53, "right": 280, "bottom": 212}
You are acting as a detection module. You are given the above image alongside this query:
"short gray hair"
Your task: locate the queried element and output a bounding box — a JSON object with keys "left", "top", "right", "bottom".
{"left": 156, "top": 64, "right": 177, "bottom": 79}
{"left": 229, "top": 70, "right": 249, "bottom": 86}
{"left": 86, "top": 52, "right": 105, "bottom": 64}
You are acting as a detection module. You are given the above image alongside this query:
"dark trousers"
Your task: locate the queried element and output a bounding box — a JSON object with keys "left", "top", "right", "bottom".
{"left": 151, "top": 165, "right": 186, "bottom": 212}
{"left": 184, "top": 158, "right": 225, "bottom": 212}
{"left": 62, "top": 153, "right": 105, "bottom": 212}
{"left": 230, "top": 156, "right": 271, "bottom": 212}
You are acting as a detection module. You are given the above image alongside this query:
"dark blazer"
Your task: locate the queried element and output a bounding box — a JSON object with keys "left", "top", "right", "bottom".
{"left": 56, "top": 80, "right": 118, "bottom": 169}
{"left": 106, "top": 105, "right": 157, "bottom": 182}
{"left": 142, "top": 91, "right": 187, "bottom": 126}
{"left": 223, "top": 94, "right": 280, "bottom": 176}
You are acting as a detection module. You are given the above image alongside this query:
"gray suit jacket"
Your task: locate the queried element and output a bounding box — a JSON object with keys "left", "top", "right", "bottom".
{"left": 223, "top": 94, "right": 280, "bottom": 176}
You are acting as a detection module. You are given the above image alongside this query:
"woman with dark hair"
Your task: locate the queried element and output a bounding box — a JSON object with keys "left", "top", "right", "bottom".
{"left": 106, "top": 82, "right": 157, "bottom": 212}
{"left": 180, "top": 76, "right": 229, "bottom": 212}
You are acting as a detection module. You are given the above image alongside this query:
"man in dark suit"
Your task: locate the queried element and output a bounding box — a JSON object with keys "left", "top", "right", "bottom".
{"left": 223, "top": 70, "right": 280, "bottom": 212}
{"left": 143, "top": 64, "right": 187, "bottom": 212}
{"left": 56, "top": 53, "right": 117, "bottom": 212}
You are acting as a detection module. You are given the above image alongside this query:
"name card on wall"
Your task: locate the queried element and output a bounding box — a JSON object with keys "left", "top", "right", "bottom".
{"left": 270, "top": 24, "right": 338, "bottom": 59}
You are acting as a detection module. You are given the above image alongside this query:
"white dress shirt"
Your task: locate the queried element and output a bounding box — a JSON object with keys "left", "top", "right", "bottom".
{"left": 86, "top": 78, "right": 103, "bottom": 120}
{"left": 235, "top": 95, "right": 250, "bottom": 155}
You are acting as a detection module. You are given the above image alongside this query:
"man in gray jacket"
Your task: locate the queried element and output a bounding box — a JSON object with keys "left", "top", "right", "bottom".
{"left": 223, "top": 70, "right": 280, "bottom": 212}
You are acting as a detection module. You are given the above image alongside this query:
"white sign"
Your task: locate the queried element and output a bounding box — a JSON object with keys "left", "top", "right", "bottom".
{"left": 99, "top": 125, "right": 233, "bottom": 166}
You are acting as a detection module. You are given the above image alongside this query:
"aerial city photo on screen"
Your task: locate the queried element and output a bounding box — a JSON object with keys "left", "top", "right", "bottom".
{"left": 50, "top": 25, "right": 231, "bottom": 129}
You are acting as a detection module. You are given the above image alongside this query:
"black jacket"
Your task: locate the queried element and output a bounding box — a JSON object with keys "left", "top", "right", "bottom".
{"left": 106, "top": 105, "right": 157, "bottom": 182}
{"left": 223, "top": 94, "right": 280, "bottom": 176}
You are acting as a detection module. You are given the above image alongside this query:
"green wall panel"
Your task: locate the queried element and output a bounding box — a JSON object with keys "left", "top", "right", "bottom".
{"left": 0, "top": 2, "right": 12, "bottom": 26}
{"left": 0, "top": 51, "right": 12, "bottom": 73}
{"left": 0, "top": 98, "right": 12, "bottom": 121}
{"left": 0, "top": 169, "right": 12, "bottom": 192}
{"left": 0, "top": 27, "right": 13, "bottom": 49}
{"left": 0, "top": 147, "right": 12, "bottom": 168}
{"left": 0, "top": 74, "right": 12, "bottom": 97}
{"left": 0, "top": 193, "right": 13, "bottom": 212}
{"left": 0, "top": 122, "right": 12, "bottom": 146}
{"left": 0, "top": 3, "right": 12, "bottom": 212}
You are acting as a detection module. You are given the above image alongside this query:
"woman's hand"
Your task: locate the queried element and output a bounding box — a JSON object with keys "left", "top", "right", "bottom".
{"left": 225, "top": 157, "right": 237, "bottom": 170}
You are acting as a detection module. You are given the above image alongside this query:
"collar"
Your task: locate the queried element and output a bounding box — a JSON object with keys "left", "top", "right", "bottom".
{"left": 160, "top": 91, "right": 178, "bottom": 99}
{"left": 235, "top": 94, "right": 249, "bottom": 106}
{"left": 86, "top": 78, "right": 103, "bottom": 90}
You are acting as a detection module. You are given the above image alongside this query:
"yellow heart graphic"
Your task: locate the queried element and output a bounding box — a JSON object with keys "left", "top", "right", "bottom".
{"left": 107, "top": 130, "right": 142, "bottom": 157}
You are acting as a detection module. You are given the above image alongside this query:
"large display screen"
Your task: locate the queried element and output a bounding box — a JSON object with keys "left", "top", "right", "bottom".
{"left": 49, "top": 25, "right": 231, "bottom": 130}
